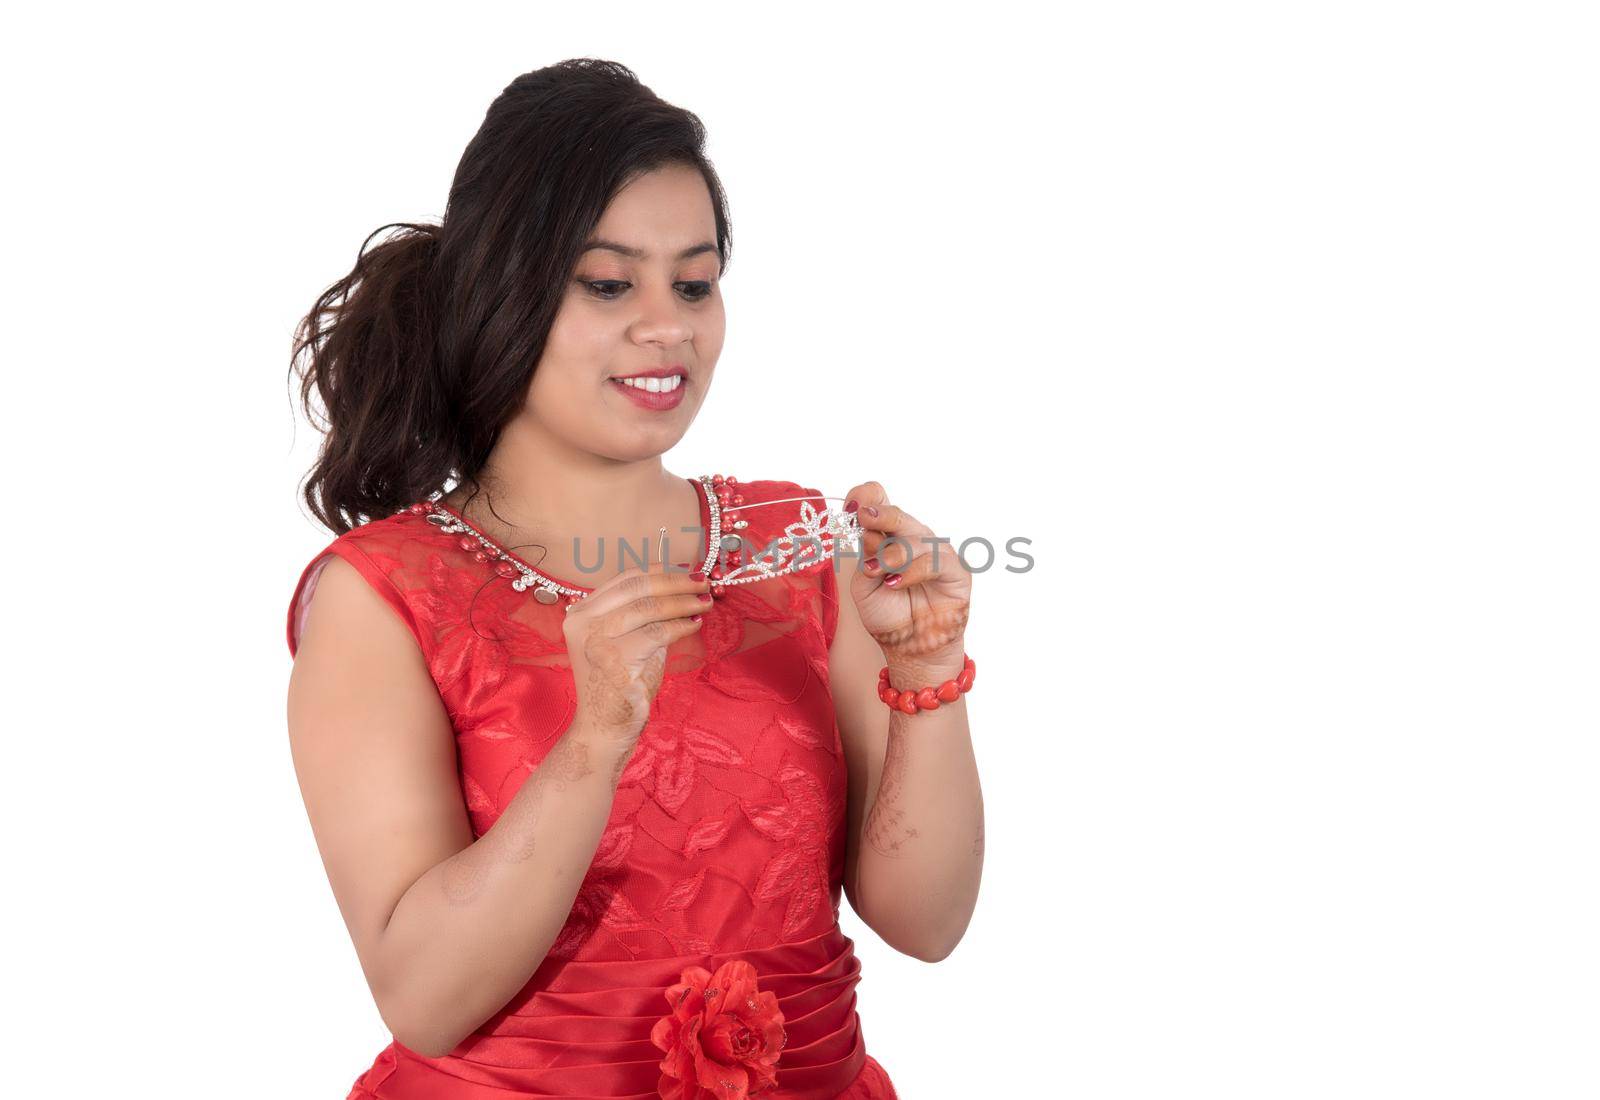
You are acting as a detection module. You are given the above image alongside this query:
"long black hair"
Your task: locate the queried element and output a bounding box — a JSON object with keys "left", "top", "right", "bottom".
{"left": 290, "top": 58, "right": 733, "bottom": 534}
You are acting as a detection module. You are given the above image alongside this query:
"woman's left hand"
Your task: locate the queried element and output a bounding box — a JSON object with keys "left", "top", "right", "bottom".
{"left": 841, "top": 480, "right": 972, "bottom": 676}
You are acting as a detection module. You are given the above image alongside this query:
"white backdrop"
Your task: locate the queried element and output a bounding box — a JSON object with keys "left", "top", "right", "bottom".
{"left": 5, "top": 2, "right": 1597, "bottom": 1097}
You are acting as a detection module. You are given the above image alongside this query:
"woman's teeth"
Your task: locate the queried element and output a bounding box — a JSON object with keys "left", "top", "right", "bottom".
{"left": 617, "top": 375, "right": 682, "bottom": 393}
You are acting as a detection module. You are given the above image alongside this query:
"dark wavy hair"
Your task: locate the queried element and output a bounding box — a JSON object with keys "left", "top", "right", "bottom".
{"left": 290, "top": 59, "right": 733, "bottom": 534}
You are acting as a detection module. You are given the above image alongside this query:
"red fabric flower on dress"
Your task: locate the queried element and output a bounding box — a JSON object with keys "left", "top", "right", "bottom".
{"left": 650, "top": 959, "right": 786, "bottom": 1099}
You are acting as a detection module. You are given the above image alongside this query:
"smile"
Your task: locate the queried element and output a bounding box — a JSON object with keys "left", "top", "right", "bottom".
{"left": 613, "top": 374, "right": 683, "bottom": 393}
{"left": 608, "top": 371, "right": 688, "bottom": 411}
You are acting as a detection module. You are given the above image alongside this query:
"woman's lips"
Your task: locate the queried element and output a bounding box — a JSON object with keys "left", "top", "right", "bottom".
{"left": 609, "top": 373, "right": 687, "bottom": 411}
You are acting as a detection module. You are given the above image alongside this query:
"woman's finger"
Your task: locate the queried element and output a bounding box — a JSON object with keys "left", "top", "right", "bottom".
{"left": 843, "top": 482, "right": 891, "bottom": 563}
{"left": 865, "top": 510, "right": 932, "bottom": 573}
{"left": 863, "top": 531, "right": 919, "bottom": 574}
{"left": 854, "top": 501, "right": 919, "bottom": 537}
{"left": 568, "top": 561, "right": 710, "bottom": 620}
{"left": 876, "top": 545, "right": 941, "bottom": 589}
{"left": 844, "top": 484, "right": 935, "bottom": 567}
{"left": 597, "top": 590, "right": 711, "bottom": 638}
{"left": 618, "top": 611, "right": 706, "bottom": 653}
{"left": 842, "top": 480, "right": 889, "bottom": 514}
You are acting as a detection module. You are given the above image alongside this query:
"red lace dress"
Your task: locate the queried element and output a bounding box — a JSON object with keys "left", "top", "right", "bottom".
{"left": 286, "top": 475, "right": 899, "bottom": 1100}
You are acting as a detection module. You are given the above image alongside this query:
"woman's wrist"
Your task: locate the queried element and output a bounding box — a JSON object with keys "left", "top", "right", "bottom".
{"left": 563, "top": 719, "right": 640, "bottom": 789}
{"left": 883, "top": 642, "right": 968, "bottom": 690}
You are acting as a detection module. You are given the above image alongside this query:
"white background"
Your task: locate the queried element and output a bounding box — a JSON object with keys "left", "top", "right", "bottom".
{"left": 4, "top": 2, "right": 1597, "bottom": 1097}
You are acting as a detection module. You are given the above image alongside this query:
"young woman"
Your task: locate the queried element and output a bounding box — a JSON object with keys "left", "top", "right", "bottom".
{"left": 285, "top": 59, "right": 984, "bottom": 1100}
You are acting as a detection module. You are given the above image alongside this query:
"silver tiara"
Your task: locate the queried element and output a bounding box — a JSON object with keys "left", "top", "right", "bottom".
{"left": 413, "top": 476, "right": 865, "bottom": 606}
{"left": 703, "top": 490, "right": 864, "bottom": 588}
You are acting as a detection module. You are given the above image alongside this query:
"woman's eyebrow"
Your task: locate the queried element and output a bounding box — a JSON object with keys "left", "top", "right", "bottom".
{"left": 582, "top": 237, "right": 719, "bottom": 261}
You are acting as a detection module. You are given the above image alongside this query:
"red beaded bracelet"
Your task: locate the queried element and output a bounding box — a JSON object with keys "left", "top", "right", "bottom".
{"left": 878, "top": 653, "right": 975, "bottom": 715}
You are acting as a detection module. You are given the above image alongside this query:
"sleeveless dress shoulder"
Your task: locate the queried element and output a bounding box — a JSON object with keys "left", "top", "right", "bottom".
{"left": 287, "top": 475, "right": 899, "bottom": 1100}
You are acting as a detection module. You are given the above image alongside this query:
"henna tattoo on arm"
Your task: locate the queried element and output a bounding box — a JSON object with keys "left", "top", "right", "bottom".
{"left": 439, "top": 731, "right": 601, "bottom": 906}
{"left": 441, "top": 848, "right": 491, "bottom": 907}
{"left": 435, "top": 603, "right": 658, "bottom": 908}
{"left": 506, "top": 734, "right": 594, "bottom": 863}
{"left": 869, "top": 604, "right": 970, "bottom": 659}
{"left": 864, "top": 710, "right": 921, "bottom": 858}
{"left": 584, "top": 634, "right": 645, "bottom": 734}
{"left": 608, "top": 745, "right": 630, "bottom": 790}
{"left": 543, "top": 733, "right": 597, "bottom": 788}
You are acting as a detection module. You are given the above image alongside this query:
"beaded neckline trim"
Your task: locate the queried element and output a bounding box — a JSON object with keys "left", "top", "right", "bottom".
{"left": 399, "top": 473, "right": 861, "bottom": 606}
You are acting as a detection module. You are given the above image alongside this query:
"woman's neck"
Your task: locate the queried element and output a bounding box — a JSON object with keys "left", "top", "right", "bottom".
{"left": 444, "top": 427, "right": 700, "bottom": 576}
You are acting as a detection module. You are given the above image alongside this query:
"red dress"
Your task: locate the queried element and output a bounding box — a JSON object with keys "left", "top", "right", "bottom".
{"left": 287, "top": 475, "right": 899, "bottom": 1100}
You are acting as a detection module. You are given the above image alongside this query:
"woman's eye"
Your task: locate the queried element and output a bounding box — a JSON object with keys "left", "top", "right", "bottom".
{"left": 581, "top": 280, "right": 714, "bottom": 302}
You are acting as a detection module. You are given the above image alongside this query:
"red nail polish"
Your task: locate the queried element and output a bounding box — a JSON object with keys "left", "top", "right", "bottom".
{"left": 691, "top": 613, "right": 704, "bottom": 622}
{"left": 699, "top": 592, "right": 713, "bottom": 603}
{"left": 864, "top": 557, "right": 879, "bottom": 572}
{"left": 844, "top": 499, "right": 859, "bottom": 513}
{"left": 883, "top": 573, "right": 902, "bottom": 587}
{"left": 691, "top": 570, "right": 707, "bottom": 582}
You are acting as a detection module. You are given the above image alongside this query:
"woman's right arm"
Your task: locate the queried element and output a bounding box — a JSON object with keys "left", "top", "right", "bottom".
{"left": 285, "top": 554, "right": 709, "bottom": 1058}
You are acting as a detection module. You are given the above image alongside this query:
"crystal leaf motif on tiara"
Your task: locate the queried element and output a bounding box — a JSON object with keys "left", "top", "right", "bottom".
{"left": 717, "top": 497, "right": 863, "bottom": 585}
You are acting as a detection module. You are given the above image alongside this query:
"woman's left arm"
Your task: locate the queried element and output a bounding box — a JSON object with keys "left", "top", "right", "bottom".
{"left": 828, "top": 480, "right": 983, "bottom": 962}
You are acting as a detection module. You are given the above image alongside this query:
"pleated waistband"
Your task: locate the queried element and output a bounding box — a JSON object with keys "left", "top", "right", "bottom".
{"left": 352, "top": 924, "right": 869, "bottom": 1100}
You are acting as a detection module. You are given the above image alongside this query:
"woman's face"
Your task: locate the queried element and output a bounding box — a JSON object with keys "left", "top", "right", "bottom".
{"left": 525, "top": 163, "right": 725, "bottom": 462}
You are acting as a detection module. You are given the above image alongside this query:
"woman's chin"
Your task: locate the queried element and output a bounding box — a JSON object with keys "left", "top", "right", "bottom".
{"left": 595, "top": 421, "right": 695, "bottom": 463}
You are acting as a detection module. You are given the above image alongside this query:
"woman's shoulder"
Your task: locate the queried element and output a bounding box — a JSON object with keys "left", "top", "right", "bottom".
{"left": 343, "top": 500, "right": 444, "bottom": 548}
{"left": 713, "top": 473, "right": 824, "bottom": 497}
{"left": 710, "top": 473, "right": 831, "bottom": 526}
{"left": 285, "top": 503, "right": 445, "bottom": 659}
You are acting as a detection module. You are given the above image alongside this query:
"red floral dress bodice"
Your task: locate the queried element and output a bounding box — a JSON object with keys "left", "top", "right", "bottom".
{"left": 287, "top": 475, "right": 898, "bottom": 1100}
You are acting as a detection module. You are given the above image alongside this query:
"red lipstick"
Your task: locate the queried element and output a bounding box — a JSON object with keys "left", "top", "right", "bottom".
{"left": 608, "top": 367, "right": 688, "bottom": 411}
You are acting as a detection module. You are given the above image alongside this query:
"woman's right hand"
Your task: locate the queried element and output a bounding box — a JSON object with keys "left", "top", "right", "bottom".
{"left": 561, "top": 562, "right": 713, "bottom": 753}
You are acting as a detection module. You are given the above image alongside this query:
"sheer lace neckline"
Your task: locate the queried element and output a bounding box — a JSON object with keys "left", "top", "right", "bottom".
{"left": 423, "top": 474, "right": 718, "bottom": 597}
